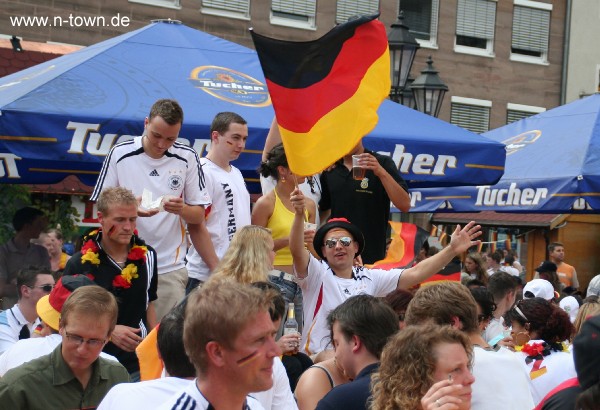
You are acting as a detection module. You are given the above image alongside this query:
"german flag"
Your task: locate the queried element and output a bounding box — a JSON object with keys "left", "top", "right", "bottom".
{"left": 370, "top": 222, "right": 429, "bottom": 270}
{"left": 250, "top": 14, "right": 390, "bottom": 176}
{"left": 420, "top": 258, "right": 462, "bottom": 287}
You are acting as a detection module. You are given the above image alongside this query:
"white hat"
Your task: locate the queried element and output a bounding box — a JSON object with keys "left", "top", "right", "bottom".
{"left": 559, "top": 296, "right": 580, "bottom": 324}
{"left": 523, "top": 279, "right": 557, "bottom": 301}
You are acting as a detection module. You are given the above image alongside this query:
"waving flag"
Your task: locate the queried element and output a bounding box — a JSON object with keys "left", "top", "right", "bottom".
{"left": 251, "top": 14, "right": 390, "bottom": 176}
{"left": 371, "top": 222, "right": 429, "bottom": 269}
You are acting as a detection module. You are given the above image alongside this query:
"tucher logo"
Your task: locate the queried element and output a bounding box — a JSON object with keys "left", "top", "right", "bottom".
{"left": 189, "top": 66, "right": 271, "bottom": 107}
{"left": 502, "top": 130, "right": 541, "bottom": 155}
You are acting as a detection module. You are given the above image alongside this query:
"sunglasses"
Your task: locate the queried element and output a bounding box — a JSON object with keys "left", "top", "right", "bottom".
{"left": 324, "top": 237, "right": 353, "bottom": 248}
{"left": 28, "top": 284, "right": 54, "bottom": 292}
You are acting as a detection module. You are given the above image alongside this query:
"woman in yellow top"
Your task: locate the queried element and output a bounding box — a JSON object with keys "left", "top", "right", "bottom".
{"left": 252, "top": 142, "right": 317, "bottom": 335}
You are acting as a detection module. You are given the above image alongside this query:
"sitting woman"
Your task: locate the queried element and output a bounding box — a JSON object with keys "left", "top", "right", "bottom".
{"left": 370, "top": 324, "right": 475, "bottom": 410}
{"left": 504, "top": 297, "right": 576, "bottom": 405}
{"left": 295, "top": 356, "right": 350, "bottom": 410}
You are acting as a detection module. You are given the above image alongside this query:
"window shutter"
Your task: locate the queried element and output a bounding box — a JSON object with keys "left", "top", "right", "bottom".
{"left": 451, "top": 103, "right": 490, "bottom": 134}
{"left": 506, "top": 110, "right": 535, "bottom": 124}
{"left": 272, "top": 0, "right": 316, "bottom": 17}
{"left": 336, "top": 0, "right": 379, "bottom": 24}
{"left": 402, "top": 0, "right": 433, "bottom": 38}
{"left": 512, "top": 5, "right": 550, "bottom": 52}
{"left": 203, "top": 0, "right": 249, "bottom": 14}
{"left": 456, "top": 0, "right": 496, "bottom": 40}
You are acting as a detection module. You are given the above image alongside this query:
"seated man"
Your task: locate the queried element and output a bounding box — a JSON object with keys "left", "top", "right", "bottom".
{"left": 0, "top": 275, "right": 118, "bottom": 376}
{"left": 289, "top": 187, "right": 482, "bottom": 355}
{"left": 316, "top": 295, "right": 399, "bottom": 410}
{"left": 159, "top": 281, "right": 280, "bottom": 409}
{"left": 0, "top": 286, "right": 129, "bottom": 409}
{"left": 0, "top": 266, "right": 54, "bottom": 354}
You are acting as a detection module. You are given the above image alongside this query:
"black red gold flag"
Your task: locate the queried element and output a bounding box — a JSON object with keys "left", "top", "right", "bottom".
{"left": 250, "top": 14, "right": 390, "bottom": 176}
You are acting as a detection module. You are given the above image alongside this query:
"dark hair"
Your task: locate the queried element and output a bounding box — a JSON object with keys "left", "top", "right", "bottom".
{"left": 504, "top": 254, "right": 515, "bottom": 265}
{"left": 16, "top": 266, "right": 52, "bottom": 299}
{"left": 466, "top": 279, "right": 486, "bottom": 289}
{"left": 405, "top": 282, "right": 479, "bottom": 334}
{"left": 12, "top": 207, "right": 44, "bottom": 232}
{"left": 384, "top": 288, "right": 413, "bottom": 319}
{"left": 490, "top": 250, "right": 503, "bottom": 264}
{"left": 470, "top": 287, "right": 496, "bottom": 321}
{"left": 251, "top": 281, "right": 286, "bottom": 322}
{"left": 148, "top": 98, "right": 183, "bottom": 125}
{"left": 327, "top": 295, "right": 398, "bottom": 359}
{"left": 548, "top": 242, "right": 564, "bottom": 253}
{"left": 210, "top": 111, "right": 247, "bottom": 134}
{"left": 505, "top": 297, "right": 573, "bottom": 344}
{"left": 576, "top": 386, "right": 600, "bottom": 410}
{"left": 158, "top": 299, "right": 195, "bottom": 378}
{"left": 258, "top": 143, "right": 288, "bottom": 180}
{"left": 487, "top": 271, "right": 518, "bottom": 301}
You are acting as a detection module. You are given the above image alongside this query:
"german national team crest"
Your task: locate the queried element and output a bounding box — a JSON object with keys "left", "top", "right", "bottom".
{"left": 189, "top": 66, "right": 271, "bottom": 107}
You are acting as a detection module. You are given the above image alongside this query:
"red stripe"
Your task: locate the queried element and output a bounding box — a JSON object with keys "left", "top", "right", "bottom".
{"left": 313, "top": 284, "right": 323, "bottom": 320}
{"left": 268, "top": 21, "right": 387, "bottom": 133}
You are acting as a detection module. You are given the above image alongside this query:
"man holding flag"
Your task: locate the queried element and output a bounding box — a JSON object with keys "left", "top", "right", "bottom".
{"left": 289, "top": 187, "right": 482, "bottom": 355}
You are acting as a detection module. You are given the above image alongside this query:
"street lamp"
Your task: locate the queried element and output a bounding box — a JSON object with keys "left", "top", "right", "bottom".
{"left": 411, "top": 56, "right": 448, "bottom": 117}
{"left": 399, "top": 77, "right": 415, "bottom": 109}
{"left": 387, "top": 12, "right": 420, "bottom": 103}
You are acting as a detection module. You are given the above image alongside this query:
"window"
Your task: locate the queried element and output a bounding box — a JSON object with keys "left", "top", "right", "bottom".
{"left": 271, "top": 0, "right": 316, "bottom": 29}
{"left": 201, "top": 0, "right": 250, "bottom": 19}
{"left": 506, "top": 103, "right": 545, "bottom": 124}
{"left": 400, "top": 0, "right": 439, "bottom": 48}
{"left": 455, "top": 0, "right": 496, "bottom": 56}
{"left": 450, "top": 96, "right": 491, "bottom": 134}
{"left": 128, "top": 0, "right": 181, "bottom": 9}
{"left": 511, "top": 0, "right": 552, "bottom": 64}
{"left": 336, "top": 0, "right": 379, "bottom": 24}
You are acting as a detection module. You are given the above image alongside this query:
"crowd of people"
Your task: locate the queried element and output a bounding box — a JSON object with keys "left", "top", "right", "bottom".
{"left": 0, "top": 98, "right": 599, "bottom": 409}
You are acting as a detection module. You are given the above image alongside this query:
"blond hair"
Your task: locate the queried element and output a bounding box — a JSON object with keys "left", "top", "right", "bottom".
{"left": 370, "top": 324, "right": 473, "bottom": 410}
{"left": 96, "top": 186, "right": 137, "bottom": 214}
{"left": 572, "top": 300, "right": 600, "bottom": 339}
{"left": 183, "top": 280, "right": 270, "bottom": 373}
{"left": 209, "top": 225, "right": 273, "bottom": 285}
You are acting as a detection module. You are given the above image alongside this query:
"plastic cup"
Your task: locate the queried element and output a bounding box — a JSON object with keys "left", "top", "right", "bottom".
{"left": 352, "top": 155, "right": 365, "bottom": 180}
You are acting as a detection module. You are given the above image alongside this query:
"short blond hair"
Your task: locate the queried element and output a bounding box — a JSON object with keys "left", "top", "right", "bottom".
{"left": 96, "top": 186, "right": 137, "bottom": 215}
{"left": 60, "top": 286, "right": 118, "bottom": 336}
{"left": 183, "top": 280, "right": 271, "bottom": 373}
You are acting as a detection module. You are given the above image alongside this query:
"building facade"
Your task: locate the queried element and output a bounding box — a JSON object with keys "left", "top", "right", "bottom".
{"left": 2, "top": 0, "right": 568, "bottom": 132}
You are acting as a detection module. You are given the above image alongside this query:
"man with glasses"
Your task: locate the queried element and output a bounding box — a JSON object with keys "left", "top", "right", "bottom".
{"left": 185, "top": 112, "right": 251, "bottom": 292}
{"left": 91, "top": 98, "right": 213, "bottom": 321}
{"left": 0, "top": 266, "right": 54, "bottom": 354}
{"left": 289, "top": 188, "right": 483, "bottom": 355}
{"left": 0, "top": 285, "right": 129, "bottom": 408}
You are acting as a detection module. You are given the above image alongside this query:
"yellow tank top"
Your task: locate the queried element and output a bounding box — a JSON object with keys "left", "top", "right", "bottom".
{"left": 267, "top": 189, "right": 308, "bottom": 266}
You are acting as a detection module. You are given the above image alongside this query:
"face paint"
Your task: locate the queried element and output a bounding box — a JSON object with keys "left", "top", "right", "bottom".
{"left": 107, "top": 225, "right": 116, "bottom": 236}
{"left": 236, "top": 350, "right": 259, "bottom": 367}
{"left": 225, "top": 140, "right": 233, "bottom": 145}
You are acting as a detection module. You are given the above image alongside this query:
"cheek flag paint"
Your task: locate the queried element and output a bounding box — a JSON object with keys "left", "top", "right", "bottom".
{"left": 250, "top": 14, "right": 390, "bottom": 177}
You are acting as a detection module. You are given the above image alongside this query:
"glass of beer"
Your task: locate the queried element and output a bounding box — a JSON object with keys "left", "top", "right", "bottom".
{"left": 352, "top": 155, "right": 366, "bottom": 180}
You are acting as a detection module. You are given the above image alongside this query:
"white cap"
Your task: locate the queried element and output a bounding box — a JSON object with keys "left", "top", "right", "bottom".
{"left": 559, "top": 296, "right": 580, "bottom": 324}
{"left": 523, "top": 279, "right": 556, "bottom": 301}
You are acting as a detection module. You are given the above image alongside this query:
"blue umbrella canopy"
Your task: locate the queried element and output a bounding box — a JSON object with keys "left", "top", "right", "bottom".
{"left": 409, "top": 94, "right": 600, "bottom": 213}
{"left": 0, "top": 20, "right": 505, "bottom": 192}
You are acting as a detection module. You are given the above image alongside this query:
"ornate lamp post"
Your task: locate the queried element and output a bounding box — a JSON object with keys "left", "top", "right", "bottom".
{"left": 410, "top": 56, "right": 448, "bottom": 117}
{"left": 387, "top": 12, "right": 419, "bottom": 104}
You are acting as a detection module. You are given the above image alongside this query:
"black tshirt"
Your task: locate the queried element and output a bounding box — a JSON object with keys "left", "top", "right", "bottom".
{"left": 320, "top": 149, "right": 408, "bottom": 264}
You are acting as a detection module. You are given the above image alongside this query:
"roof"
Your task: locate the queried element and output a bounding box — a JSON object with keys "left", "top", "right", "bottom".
{"left": 431, "top": 211, "right": 567, "bottom": 229}
{"left": 0, "top": 38, "right": 81, "bottom": 77}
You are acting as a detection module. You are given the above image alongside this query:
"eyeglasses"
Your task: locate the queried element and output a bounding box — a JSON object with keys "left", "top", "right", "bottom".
{"left": 27, "top": 284, "right": 54, "bottom": 292}
{"left": 64, "top": 330, "right": 107, "bottom": 349}
{"left": 324, "top": 237, "right": 353, "bottom": 248}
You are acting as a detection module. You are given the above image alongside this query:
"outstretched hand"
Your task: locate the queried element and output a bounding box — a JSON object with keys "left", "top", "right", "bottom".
{"left": 449, "top": 221, "right": 482, "bottom": 254}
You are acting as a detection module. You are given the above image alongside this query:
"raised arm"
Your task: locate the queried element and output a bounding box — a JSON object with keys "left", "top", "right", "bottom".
{"left": 290, "top": 188, "right": 310, "bottom": 278}
{"left": 398, "top": 222, "right": 482, "bottom": 289}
